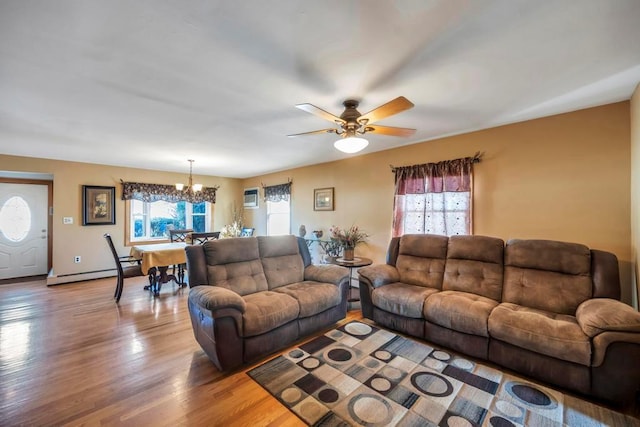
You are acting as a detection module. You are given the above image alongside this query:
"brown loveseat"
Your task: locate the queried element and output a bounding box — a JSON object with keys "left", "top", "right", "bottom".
{"left": 358, "top": 234, "right": 640, "bottom": 405}
{"left": 185, "top": 235, "right": 350, "bottom": 371}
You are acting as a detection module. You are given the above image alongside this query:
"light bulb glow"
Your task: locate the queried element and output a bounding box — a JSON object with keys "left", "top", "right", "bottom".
{"left": 334, "top": 137, "right": 369, "bottom": 153}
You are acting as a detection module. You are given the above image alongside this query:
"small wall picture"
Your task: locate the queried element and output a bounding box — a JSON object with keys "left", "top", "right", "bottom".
{"left": 243, "top": 187, "right": 259, "bottom": 209}
{"left": 314, "top": 187, "right": 334, "bottom": 211}
{"left": 83, "top": 185, "right": 115, "bottom": 225}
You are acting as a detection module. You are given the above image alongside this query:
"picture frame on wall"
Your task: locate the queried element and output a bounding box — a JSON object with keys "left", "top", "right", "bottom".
{"left": 82, "top": 185, "right": 116, "bottom": 225}
{"left": 314, "top": 187, "right": 334, "bottom": 211}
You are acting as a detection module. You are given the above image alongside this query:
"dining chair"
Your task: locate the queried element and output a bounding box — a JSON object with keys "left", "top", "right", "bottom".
{"left": 240, "top": 227, "right": 255, "bottom": 237}
{"left": 169, "top": 228, "right": 193, "bottom": 243}
{"left": 190, "top": 231, "right": 220, "bottom": 245}
{"left": 104, "top": 233, "right": 143, "bottom": 303}
{"left": 169, "top": 229, "right": 192, "bottom": 284}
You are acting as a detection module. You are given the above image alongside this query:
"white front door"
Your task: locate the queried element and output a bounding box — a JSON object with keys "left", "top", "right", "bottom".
{"left": 0, "top": 183, "right": 49, "bottom": 279}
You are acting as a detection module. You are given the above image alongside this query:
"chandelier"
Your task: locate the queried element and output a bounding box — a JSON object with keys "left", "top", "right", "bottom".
{"left": 176, "top": 159, "right": 203, "bottom": 192}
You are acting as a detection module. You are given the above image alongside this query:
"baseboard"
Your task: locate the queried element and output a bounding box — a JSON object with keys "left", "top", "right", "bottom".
{"left": 46, "top": 268, "right": 116, "bottom": 286}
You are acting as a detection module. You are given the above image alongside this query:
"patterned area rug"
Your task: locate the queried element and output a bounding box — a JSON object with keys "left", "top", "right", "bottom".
{"left": 248, "top": 321, "right": 639, "bottom": 426}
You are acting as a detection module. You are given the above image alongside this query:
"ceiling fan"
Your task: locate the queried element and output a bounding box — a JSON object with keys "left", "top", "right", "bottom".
{"left": 288, "top": 96, "right": 416, "bottom": 153}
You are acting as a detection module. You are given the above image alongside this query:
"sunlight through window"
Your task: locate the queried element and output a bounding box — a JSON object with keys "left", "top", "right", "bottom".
{"left": 0, "top": 321, "right": 31, "bottom": 363}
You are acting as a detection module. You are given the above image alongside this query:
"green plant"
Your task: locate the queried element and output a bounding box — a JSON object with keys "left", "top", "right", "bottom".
{"left": 329, "top": 225, "right": 369, "bottom": 248}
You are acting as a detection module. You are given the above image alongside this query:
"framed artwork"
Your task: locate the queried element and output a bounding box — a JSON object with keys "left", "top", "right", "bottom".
{"left": 314, "top": 187, "right": 334, "bottom": 211}
{"left": 83, "top": 185, "right": 116, "bottom": 225}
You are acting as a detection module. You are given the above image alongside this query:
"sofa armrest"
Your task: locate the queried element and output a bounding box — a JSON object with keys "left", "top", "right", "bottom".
{"left": 185, "top": 244, "right": 208, "bottom": 288}
{"left": 187, "top": 286, "right": 244, "bottom": 371}
{"left": 188, "top": 285, "right": 246, "bottom": 314}
{"left": 358, "top": 264, "right": 400, "bottom": 288}
{"left": 590, "top": 249, "right": 621, "bottom": 299}
{"left": 304, "top": 264, "right": 349, "bottom": 287}
{"left": 576, "top": 298, "right": 640, "bottom": 338}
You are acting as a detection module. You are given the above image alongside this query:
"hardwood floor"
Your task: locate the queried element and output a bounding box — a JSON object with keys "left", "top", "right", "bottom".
{"left": 1, "top": 277, "right": 638, "bottom": 426}
{"left": 0, "top": 276, "right": 360, "bottom": 426}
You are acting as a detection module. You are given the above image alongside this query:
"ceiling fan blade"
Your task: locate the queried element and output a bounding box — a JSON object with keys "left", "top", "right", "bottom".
{"left": 295, "top": 103, "right": 346, "bottom": 124}
{"left": 287, "top": 128, "right": 339, "bottom": 137}
{"left": 358, "top": 96, "right": 414, "bottom": 124}
{"left": 365, "top": 125, "right": 416, "bottom": 137}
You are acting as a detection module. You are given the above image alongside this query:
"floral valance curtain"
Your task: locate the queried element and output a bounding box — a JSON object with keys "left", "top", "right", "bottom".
{"left": 392, "top": 153, "right": 481, "bottom": 237}
{"left": 263, "top": 182, "right": 291, "bottom": 202}
{"left": 121, "top": 181, "right": 218, "bottom": 204}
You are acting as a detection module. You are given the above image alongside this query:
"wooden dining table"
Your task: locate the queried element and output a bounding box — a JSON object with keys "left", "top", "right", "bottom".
{"left": 130, "top": 242, "right": 187, "bottom": 296}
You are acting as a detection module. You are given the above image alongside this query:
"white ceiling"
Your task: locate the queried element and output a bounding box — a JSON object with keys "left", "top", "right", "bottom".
{"left": 1, "top": 1, "right": 639, "bottom": 179}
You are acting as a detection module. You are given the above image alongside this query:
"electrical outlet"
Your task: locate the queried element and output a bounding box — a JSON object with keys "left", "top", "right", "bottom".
{"left": 63, "top": 217, "right": 73, "bottom": 225}
{"left": 74, "top": 256, "right": 81, "bottom": 263}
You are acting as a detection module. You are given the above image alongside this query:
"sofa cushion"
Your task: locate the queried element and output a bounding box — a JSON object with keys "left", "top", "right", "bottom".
{"left": 275, "top": 281, "right": 341, "bottom": 318}
{"left": 396, "top": 234, "right": 448, "bottom": 289}
{"left": 204, "top": 236, "right": 259, "bottom": 264}
{"left": 424, "top": 290, "right": 498, "bottom": 337}
{"left": 242, "top": 291, "right": 299, "bottom": 337}
{"left": 372, "top": 282, "right": 439, "bottom": 318}
{"left": 207, "top": 260, "right": 268, "bottom": 297}
{"left": 488, "top": 302, "right": 591, "bottom": 366}
{"left": 258, "top": 235, "right": 305, "bottom": 289}
{"left": 505, "top": 239, "right": 591, "bottom": 275}
{"left": 444, "top": 235, "right": 504, "bottom": 301}
{"left": 204, "top": 238, "right": 268, "bottom": 296}
{"left": 447, "top": 235, "right": 504, "bottom": 264}
{"left": 503, "top": 239, "right": 592, "bottom": 315}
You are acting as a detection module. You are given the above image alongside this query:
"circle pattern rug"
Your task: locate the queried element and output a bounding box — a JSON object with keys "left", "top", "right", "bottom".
{"left": 247, "top": 321, "right": 637, "bottom": 426}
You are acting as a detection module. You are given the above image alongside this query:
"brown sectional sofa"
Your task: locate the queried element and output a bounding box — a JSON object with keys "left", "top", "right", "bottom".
{"left": 185, "top": 235, "right": 350, "bottom": 371}
{"left": 358, "top": 234, "right": 640, "bottom": 405}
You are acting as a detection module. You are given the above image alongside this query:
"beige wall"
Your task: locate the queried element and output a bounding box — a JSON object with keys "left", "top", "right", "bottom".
{"left": 631, "top": 85, "right": 640, "bottom": 309}
{"left": 1, "top": 102, "right": 633, "bottom": 302}
{"left": 0, "top": 155, "right": 243, "bottom": 281}
{"left": 244, "top": 102, "right": 633, "bottom": 304}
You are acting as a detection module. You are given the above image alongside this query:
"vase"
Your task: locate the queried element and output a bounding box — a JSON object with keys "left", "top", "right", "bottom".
{"left": 343, "top": 247, "right": 354, "bottom": 261}
{"left": 298, "top": 224, "right": 306, "bottom": 238}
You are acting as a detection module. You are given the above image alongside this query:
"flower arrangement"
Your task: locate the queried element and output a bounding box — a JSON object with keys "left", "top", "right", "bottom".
{"left": 329, "top": 225, "right": 369, "bottom": 249}
{"left": 220, "top": 204, "right": 244, "bottom": 238}
{"left": 219, "top": 222, "right": 241, "bottom": 238}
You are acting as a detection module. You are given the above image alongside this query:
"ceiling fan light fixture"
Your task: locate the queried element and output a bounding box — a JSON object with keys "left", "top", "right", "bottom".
{"left": 290, "top": 96, "right": 414, "bottom": 153}
{"left": 334, "top": 136, "right": 369, "bottom": 153}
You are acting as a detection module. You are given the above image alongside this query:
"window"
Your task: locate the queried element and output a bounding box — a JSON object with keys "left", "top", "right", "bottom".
{"left": 392, "top": 154, "right": 479, "bottom": 237}
{"left": 129, "top": 200, "right": 211, "bottom": 242}
{"left": 266, "top": 200, "right": 290, "bottom": 236}
{"left": 0, "top": 196, "right": 31, "bottom": 242}
{"left": 396, "top": 192, "right": 470, "bottom": 236}
{"left": 263, "top": 181, "right": 292, "bottom": 236}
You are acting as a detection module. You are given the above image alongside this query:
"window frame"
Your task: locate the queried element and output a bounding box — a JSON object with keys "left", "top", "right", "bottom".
{"left": 125, "top": 199, "right": 212, "bottom": 245}
{"left": 266, "top": 199, "right": 291, "bottom": 236}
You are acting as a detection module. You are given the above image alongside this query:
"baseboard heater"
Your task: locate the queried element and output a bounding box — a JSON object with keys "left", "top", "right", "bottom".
{"left": 46, "top": 268, "right": 116, "bottom": 286}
